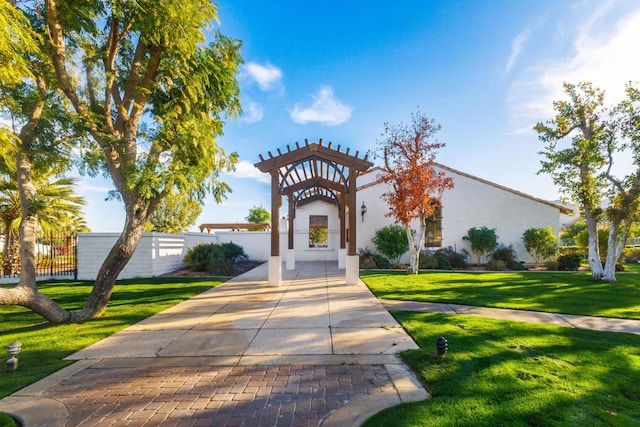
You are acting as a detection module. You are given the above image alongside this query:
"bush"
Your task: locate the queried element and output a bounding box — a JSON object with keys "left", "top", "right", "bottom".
{"left": 418, "top": 248, "right": 466, "bottom": 270}
{"left": 622, "top": 246, "right": 640, "bottom": 263}
{"left": 358, "top": 248, "right": 391, "bottom": 269}
{"left": 491, "top": 245, "right": 526, "bottom": 270}
{"left": 463, "top": 226, "right": 498, "bottom": 265}
{"left": 558, "top": 254, "right": 582, "bottom": 271}
{"left": 486, "top": 259, "right": 507, "bottom": 271}
{"left": 219, "top": 241, "right": 247, "bottom": 262}
{"left": 372, "top": 225, "right": 408, "bottom": 264}
{"left": 434, "top": 247, "right": 468, "bottom": 269}
{"left": 522, "top": 227, "right": 558, "bottom": 267}
{"left": 184, "top": 243, "right": 217, "bottom": 271}
{"left": 418, "top": 253, "right": 438, "bottom": 269}
{"left": 544, "top": 259, "right": 559, "bottom": 271}
{"left": 184, "top": 242, "right": 247, "bottom": 275}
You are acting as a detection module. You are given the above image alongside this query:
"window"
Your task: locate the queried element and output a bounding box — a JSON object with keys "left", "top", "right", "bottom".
{"left": 309, "top": 215, "right": 328, "bottom": 248}
{"left": 424, "top": 205, "right": 442, "bottom": 247}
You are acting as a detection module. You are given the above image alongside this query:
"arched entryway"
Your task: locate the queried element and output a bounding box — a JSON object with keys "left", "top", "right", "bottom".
{"left": 254, "top": 139, "right": 372, "bottom": 286}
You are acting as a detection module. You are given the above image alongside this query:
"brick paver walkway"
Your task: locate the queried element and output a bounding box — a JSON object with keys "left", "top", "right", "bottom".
{"left": 0, "top": 262, "right": 427, "bottom": 426}
{"left": 49, "top": 363, "right": 394, "bottom": 427}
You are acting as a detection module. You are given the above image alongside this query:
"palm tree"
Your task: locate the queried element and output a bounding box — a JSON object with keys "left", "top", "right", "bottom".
{"left": 0, "top": 170, "right": 86, "bottom": 275}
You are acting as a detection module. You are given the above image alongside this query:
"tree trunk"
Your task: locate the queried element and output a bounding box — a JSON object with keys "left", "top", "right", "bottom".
{"left": 70, "top": 195, "right": 150, "bottom": 321}
{"left": 602, "top": 221, "right": 628, "bottom": 282}
{"left": 584, "top": 205, "right": 603, "bottom": 279}
{"left": 2, "top": 229, "right": 15, "bottom": 275}
{"left": 405, "top": 221, "right": 425, "bottom": 275}
{"left": 2, "top": 148, "right": 72, "bottom": 323}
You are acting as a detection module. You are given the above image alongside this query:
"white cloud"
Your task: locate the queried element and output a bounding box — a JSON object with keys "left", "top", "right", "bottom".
{"left": 243, "top": 62, "right": 283, "bottom": 91}
{"left": 505, "top": 25, "right": 534, "bottom": 75}
{"left": 290, "top": 86, "right": 353, "bottom": 126}
{"left": 241, "top": 100, "right": 264, "bottom": 123}
{"left": 76, "top": 182, "right": 111, "bottom": 193}
{"left": 507, "top": 3, "right": 640, "bottom": 128}
{"left": 228, "top": 160, "right": 271, "bottom": 184}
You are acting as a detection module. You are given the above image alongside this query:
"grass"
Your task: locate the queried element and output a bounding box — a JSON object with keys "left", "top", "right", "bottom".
{"left": 361, "top": 270, "right": 640, "bottom": 320}
{"left": 364, "top": 311, "right": 640, "bottom": 427}
{"left": 623, "top": 262, "right": 640, "bottom": 273}
{"left": 0, "top": 277, "right": 225, "bottom": 399}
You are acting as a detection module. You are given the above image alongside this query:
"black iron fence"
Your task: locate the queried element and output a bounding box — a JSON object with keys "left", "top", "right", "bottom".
{"left": 1, "top": 233, "right": 77, "bottom": 280}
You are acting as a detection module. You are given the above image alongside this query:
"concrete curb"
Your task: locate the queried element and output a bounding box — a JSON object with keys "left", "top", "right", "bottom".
{"left": 322, "top": 361, "right": 430, "bottom": 426}
{"left": 0, "top": 396, "right": 67, "bottom": 427}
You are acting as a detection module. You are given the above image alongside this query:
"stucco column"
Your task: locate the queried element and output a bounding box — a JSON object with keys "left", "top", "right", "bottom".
{"left": 269, "top": 171, "right": 281, "bottom": 286}
{"left": 345, "top": 171, "right": 359, "bottom": 283}
{"left": 268, "top": 256, "right": 282, "bottom": 287}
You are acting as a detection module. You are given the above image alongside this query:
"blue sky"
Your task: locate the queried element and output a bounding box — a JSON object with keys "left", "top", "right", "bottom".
{"left": 79, "top": 0, "right": 640, "bottom": 232}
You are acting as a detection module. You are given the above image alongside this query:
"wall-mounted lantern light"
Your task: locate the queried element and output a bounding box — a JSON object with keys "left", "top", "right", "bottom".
{"left": 361, "top": 202, "right": 367, "bottom": 222}
{"left": 6, "top": 341, "right": 22, "bottom": 372}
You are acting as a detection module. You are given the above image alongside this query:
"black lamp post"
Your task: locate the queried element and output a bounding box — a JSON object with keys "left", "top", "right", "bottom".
{"left": 435, "top": 336, "right": 448, "bottom": 358}
{"left": 361, "top": 202, "right": 367, "bottom": 222}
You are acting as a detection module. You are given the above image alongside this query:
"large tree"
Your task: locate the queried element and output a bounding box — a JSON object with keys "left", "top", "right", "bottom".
{"left": 145, "top": 192, "right": 202, "bottom": 233}
{"left": 0, "top": 3, "right": 84, "bottom": 317}
{"left": 376, "top": 111, "right": 454, "bottom": 274}
{"left": 0, "top": 0, "right": 242, "bottom": 322}
{"left": 536, "top": 82, "right": 640, "bottom": 282}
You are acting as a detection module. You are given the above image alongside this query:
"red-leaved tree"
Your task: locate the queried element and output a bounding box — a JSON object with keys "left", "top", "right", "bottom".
{"left": 376, "top": 111, "right": 454, "bottom": 274}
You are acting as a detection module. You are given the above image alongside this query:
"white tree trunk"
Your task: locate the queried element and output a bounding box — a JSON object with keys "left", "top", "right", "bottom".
{"left": 602, "top": 222, "right": 628, "bottom": 282}
{"left": 405, "top": 221, "right": 426, "bottom": 274}
{"left": 584, "top": 206, "right": 603, "bottom": 279}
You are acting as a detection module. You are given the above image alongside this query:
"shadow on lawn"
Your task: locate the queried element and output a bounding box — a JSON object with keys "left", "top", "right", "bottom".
{"left": 365, "top": 311, "right": 640, "bottom": 426}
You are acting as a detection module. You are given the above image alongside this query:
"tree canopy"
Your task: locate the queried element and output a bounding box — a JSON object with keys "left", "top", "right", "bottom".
{"left": 0, "top": 0, "right": 243, "bottom": 323}
{"left": 245, "top": 205, "right": 270, "bottom": 230}
{"left": 372, "top": 224, "right": 409, "bottom": 265}
{"left": 522, "top": 227, "right": 558, "bottom": 268}
{"left": 375, "top": 111, "right": 454, "bottom": 274}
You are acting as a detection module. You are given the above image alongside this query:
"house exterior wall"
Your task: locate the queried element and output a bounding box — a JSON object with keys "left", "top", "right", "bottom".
{"left": 292, "top": 201, "right": 340, "bottom": 261}
{"left": 356, "top": 166, "right": 562, "bottom": 264}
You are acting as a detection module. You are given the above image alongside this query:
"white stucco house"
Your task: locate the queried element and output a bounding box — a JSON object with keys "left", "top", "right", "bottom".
{"left": 292, "top": 163, "right": 570, "bottom": 265}
{"left": 68, "top": 161, "right": 571, "bottom": 282}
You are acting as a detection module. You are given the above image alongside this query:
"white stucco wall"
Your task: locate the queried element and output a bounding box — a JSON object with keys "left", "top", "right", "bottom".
{"left": 356, "top": 166, "right": 563, "bottom": 264}
{"left": 292, "top": 201, "right": 341, "bottom": 261}
{"left": 77, "top": 232, "right": 186, "bottom": 280}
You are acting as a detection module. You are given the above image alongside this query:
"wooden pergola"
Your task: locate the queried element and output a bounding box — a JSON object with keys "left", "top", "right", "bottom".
{"left": 254, "top": 139, "right": 372, "bottom": 285}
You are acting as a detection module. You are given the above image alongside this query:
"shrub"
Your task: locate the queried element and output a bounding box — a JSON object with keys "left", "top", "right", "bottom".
{"left": 463, "top": 226, "right": 498, "bottom": 265}
{"left": 622, "top": 246, "right": 640, "bottom": 263}
{"left": 184, "top": 242, "right": 247, "bottom": 275}
{"left": 434, "top": 247, "right": 467, "bottom": 269}
{"left": 184, "top": 243, "right": 217, "bottom": 271}
{"left": 418, "top": 253, "right": 438, "bottom": 269}
{"left": 437, "top": 256, "right": 452, "bottom": 270}
{"left": 219, "top": 241, "right": 247, "bottom": 262}
{"left": 522, "top": 227, "right": 558, "bottom": 267}
{"left": 486, "top": 259, "right": 507, "bottom": 271}
{"left": 558, "top": 254, "right": 582, "bottom": 271}
{"left": 491, "top": 245, "right": 526, "bottom": 270}
{"left": 372, "top": 225, "right": 408, "bottom": 264}
{"left": 545, "top": 259, "right": 559, "bottom": 271}
{"left": 358, "top": 248, "right": 391, "bottom": 269}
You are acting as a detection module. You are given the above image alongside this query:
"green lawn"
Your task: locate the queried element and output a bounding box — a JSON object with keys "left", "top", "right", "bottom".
{"left": 623, "top": 262, "right": 640, "bottom": 273}
{"left": 0, "top": 277, "right": 224, "bottom": 399}
{"left": 361, "top": 270, "right": 640, "bottom": 320}
{"left": 364, "top": 311, "right": 640, "bottom": 427}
